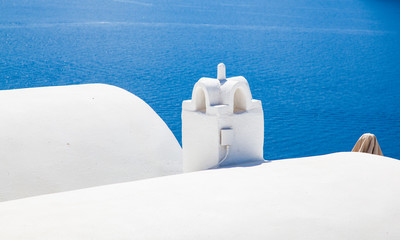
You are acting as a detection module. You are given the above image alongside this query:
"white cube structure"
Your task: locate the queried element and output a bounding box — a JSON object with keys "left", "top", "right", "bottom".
{"left": 182, "top": 63, "right": 264, "bottom": 172}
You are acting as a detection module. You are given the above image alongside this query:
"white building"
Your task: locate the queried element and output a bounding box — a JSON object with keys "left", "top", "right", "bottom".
{"left": 0, "top": 84, "right": 182, "bottom": 201}
{"left": 182, "top": 63, "right": 264, "bottom": 172}
{"left": 1, "top": 81, "right": 400, "bottom": 240}
{"left": 1, "top": 152, "right": 400, "bottom": 240}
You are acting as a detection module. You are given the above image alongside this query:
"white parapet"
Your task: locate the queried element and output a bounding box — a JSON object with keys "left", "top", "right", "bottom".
{"left": 0, "top": 84, "right": 182, "bottom": 201}
{"left": 1, "top": 152, "right": 399, "bottom": 239}
{"left": 182, "top": 64, "right": 264, "bottom": 172}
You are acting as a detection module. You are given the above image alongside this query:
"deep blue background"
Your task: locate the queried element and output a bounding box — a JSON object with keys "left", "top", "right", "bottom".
{"left": 1, "top": 0, "right": 399, "bottom": 160}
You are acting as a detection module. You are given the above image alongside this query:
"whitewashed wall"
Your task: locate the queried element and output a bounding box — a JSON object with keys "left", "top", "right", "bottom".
{"left": 0, "top": 153, "right": 399, "bottom": 239}
{"left": 0, "top": 84, "right": 182, "bottom": 201}
{"left": 182, "top": 64, "right": 264, "bottom": 172}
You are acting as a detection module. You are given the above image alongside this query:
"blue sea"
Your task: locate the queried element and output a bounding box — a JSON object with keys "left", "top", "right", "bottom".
{"left": 0, "top": 0, "right": 399, "bottom": 160}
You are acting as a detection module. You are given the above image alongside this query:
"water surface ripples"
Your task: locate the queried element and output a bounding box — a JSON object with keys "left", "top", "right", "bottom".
{"left": 0, "top": 0, "right": 399, "bottom": 160}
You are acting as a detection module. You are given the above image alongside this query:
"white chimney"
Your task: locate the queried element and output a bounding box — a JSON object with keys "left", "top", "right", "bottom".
{"left": 182, "top": 63, "right": 264, "bottom": 172}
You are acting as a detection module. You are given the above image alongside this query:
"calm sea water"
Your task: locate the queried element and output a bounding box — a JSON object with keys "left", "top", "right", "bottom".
{"left": 0, "top": 0, "right": 399, "bottom": 160}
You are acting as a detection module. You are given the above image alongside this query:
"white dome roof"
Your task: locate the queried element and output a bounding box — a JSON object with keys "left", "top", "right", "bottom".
{"left": 0, "top": 84, "right": 182, "bottom": 201}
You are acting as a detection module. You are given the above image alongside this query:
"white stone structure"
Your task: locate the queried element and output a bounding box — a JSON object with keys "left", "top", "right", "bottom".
{"left": 1, "top": 152, "right": 399, "bottom": 240}
{"left": 182, "top": 63, "right": 264, "bottom": 172}
{"left": 0, "top": 84, "right": 182, "bottom": 201}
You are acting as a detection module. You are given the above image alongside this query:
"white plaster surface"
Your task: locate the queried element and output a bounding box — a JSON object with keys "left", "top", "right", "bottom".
{"left": 182, "top": 64, "right": 264, "bottom": 172}
{"left": 0, "top": 84, "right": 182, "bottom": 202}
{"left": 0, "top": 152, "right": 399, "bottom": 239}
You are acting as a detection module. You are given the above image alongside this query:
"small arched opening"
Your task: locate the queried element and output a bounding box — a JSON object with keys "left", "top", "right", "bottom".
{"left": 233, "top": 88, "right": 247, "bottom": 113}
{"left": 194, "top": 88, "right": 206, "bottom": 113}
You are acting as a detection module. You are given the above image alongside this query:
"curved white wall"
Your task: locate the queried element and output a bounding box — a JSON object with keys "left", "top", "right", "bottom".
{"left": 0, "top": 84, "right": 182, "bottom": 201}
{"left": 0, "top": 153, "right": 399, "bottom": 239}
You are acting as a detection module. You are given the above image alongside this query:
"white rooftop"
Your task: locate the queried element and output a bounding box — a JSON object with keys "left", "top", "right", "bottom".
{"left": 0, "top": 84, "right": 182, "bottom": 201}
{"left": 1, "top": 152, "right": 399, "bottom": 239}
